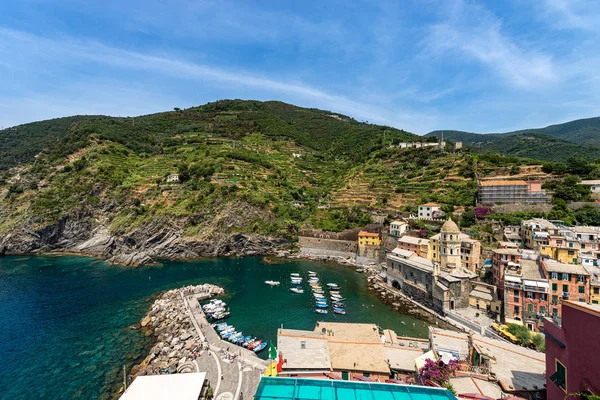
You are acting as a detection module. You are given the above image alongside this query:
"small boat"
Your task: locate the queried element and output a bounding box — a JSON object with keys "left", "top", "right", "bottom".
{"left": 333, "top": 302, "right": 345, "bottom": 308}
{"left": 291, "top": 279, "right": 302, "bottom": 284}
{"left": 248, "top": 340, "right": 262, "bottom": 350}
{"left": 333, "top": 309, "right": 346, "bottom": 315}
{"left": 308, "top": 271, "right": 316, "bottom": 275}
{"left": 315, "top": 309, "right": 328, "bottom": 314}
{"left": 327, "top": 283, "right": 339, "bottom": 287}
{"left": 290, "top": 273, "right": 300, "bottom": 277}
{"left": 291, "top": 287, "right": 304, "bottom": 294}
{"left": 265, "top": 280, "right": 280, "bottom": 286}
{"left": 316, "top": 303, "right": 328, "bottom": 308}
{"left": 253, "top": 342, "right": 268, "bottom": 353}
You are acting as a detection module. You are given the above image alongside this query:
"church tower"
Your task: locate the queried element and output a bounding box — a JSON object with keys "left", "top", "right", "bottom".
{"left": 440, "top": 218, "right": 462, "bottom": 269}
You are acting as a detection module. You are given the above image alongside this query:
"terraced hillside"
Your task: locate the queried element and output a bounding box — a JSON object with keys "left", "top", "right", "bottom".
{"left": 0, "top": 100, "right": 563, "bottom": 264}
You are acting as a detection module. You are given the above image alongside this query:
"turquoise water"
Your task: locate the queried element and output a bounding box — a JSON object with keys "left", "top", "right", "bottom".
{"left": 0, "top": 255, "right": 428, "bottom": 399}
{"left": 254, "top": 377, "right": 456, "bottom": 400}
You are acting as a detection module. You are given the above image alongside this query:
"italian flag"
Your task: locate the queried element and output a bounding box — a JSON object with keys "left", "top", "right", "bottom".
{"left": 264, "top": 342, "right": 284, "bottom": 376}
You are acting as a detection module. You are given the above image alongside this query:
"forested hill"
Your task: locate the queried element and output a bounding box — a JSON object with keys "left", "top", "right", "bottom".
{"left": 427, "top": 116, "right": 600, "bottom": 162}
{"left": 0, "top": 100, "right": 415, "bottom": 170}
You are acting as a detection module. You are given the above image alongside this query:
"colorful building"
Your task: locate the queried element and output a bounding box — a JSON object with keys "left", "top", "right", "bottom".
{"left": 357, "top": 231, "right": 381, "bottom": 247}
{"left": 396, "top": 235, "right": 430, "bottom": 258}
{"left": 545, "top": 301, "right": 600, "bottom": 398}
{"left": 541, "top": 260, "right": 590, "bottom": 321}
{"left": 491, "top": 247, "right": 522, "bottom": 297}
{"left": 429, "top": 228, "right": 482, "bottom": 273}
{"left": 503, "top": 259, "right": 549, "bottom": 332}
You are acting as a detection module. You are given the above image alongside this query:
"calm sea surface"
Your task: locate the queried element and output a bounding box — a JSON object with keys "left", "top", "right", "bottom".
{"left": 0, "top": 255, "right": 428, "bottom": 399}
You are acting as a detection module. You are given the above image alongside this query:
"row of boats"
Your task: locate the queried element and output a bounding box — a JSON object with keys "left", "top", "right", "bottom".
{"left": 308, "top": 271, "right": 346, "bottom": 315}
{"left": 202, "top": 299, "right": 231, "bottom": 321}
{"left": 212, "top": 322, "right": 268, "bottom": 353}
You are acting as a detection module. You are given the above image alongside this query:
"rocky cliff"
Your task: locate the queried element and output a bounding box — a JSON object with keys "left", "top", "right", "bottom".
{"left": 0, "top": 213, "right": 291, "bottom": 266}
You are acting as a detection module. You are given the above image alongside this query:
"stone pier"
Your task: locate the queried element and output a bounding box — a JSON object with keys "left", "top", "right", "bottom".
{"left": 128, "top": 283, "right": 267, "bottom": 400}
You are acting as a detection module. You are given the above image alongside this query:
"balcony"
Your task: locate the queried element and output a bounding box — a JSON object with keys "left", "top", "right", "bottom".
{"left": 523, "top": 285, "right": 549, "bottom": 294}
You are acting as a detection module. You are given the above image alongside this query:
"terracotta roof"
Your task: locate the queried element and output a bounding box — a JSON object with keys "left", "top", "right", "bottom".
{"left": 358, "top": 231, "right": 379, "bottom": 238}
{"left": 479, "top": 180, "right": 527, "bottom": 186}
{"left": 420, "top": 202, "right": 440, "bottom": 207}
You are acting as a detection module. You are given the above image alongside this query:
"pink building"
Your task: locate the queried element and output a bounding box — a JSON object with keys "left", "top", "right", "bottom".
{"left": 545, "top": 301, "right": 600, "bottom": 399}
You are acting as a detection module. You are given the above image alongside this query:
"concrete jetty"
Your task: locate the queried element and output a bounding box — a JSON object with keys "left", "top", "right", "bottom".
{"left": 129, "top": 283, "right": 267, "bottom": 400}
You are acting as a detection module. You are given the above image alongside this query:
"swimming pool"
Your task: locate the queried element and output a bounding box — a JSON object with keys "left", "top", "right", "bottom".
{"left": 254, "top": 377, "right": 457, "bottom": 400}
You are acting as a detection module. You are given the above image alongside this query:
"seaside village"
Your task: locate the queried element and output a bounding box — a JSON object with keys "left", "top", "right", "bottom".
{"left": 120, "top": 178, "right": 600, "bottom": 400}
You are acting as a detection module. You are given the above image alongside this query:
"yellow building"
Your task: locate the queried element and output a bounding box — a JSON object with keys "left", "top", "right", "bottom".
{"left": 556, "top": 246, "right": 579, "bottom": 264}
{"left": 358, "top": 231, "right": 381, "bottom": 246}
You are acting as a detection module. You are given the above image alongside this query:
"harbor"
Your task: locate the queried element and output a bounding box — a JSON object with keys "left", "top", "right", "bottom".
{"left": 0, "top": 255, "right": 429, "bottom": 399}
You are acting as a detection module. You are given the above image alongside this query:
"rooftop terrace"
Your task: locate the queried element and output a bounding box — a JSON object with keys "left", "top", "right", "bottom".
{"left": 254, "top": 377, "right": 456, "bottom": 400}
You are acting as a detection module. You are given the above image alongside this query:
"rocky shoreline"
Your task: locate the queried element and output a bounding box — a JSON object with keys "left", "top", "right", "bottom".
{"left": 0, "top": 215, "right": 291, "bottom": 266}
{"left": 126, "top": 284, "right": 224, "bottom": 383}
{"left": 366, "top": 275, "right": 458, "bottom": 331}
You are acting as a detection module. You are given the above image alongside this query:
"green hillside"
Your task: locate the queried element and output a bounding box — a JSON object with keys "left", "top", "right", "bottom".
{"left": 0, "top": 100, "right": 414, "bottom": 171}
{"left": 427, "top": 119, "right": 600, "bottom": 162}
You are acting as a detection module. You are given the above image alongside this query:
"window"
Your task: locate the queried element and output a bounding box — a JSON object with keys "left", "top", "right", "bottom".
{"left": 563, "top": 284, "right": 569, "bottom": 293}
{"left": 595, "top": 288, "right": 600, "bottom": 295}
{"left": 578, "top": 275, "right": 586, "bottom": 283}
{"left": 593, "top": 300, "right": 599, "bottom": 304}
{"left": 514, "top": 296, "right": 519, "bottom": 303}
{"left": 552, "top": 307, "right": 558, "bottom": 316}
{"left": 540, "top": 306, "right": 546, "bottom": 314}
{"left": 300, "top": 341, "right": 306, "bottom": 349}
{"left": 569, "top": 242, "right": 573, "bottom": 248}
{"left": 528, "top": 304, "right": 533, "bottom": 312}
{"left": 578, "top": 286, "right": 585, "bottom": 294}
{"left": 582, "top": 243, "right": 586, "bottom": 249}
{"left": 552, "top": 283, "right": 558, "bottom": 291}
{"left": 552, "top": 295, "right": 558, "bottom": 304}
{"left": 514, "top": 306, "right": 520, "bottom": 314}
{"left": 540, "top": 294, "right": 547, "bottom": 301}
{"left": 514, "top": 289, "right": 519, "bottom": 296}
{"left": 552, "top": 272, "right": 558, "bottom": 280}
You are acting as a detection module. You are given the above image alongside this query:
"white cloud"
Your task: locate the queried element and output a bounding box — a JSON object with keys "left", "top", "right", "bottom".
{"left": 539, "top": 0, "right": 600, "bottom": 32}
{"left": 421, "top": 0, "right": 556, "bottom": 89}
{"left": 0, "top": 27, "right": 436, "bottom": 132}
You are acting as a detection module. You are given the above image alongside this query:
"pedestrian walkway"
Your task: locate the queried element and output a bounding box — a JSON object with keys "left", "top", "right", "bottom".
{"left": 183, "top": 293, "right": 267, "bottom": 400}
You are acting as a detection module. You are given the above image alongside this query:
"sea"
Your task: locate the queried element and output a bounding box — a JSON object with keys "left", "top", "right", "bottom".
{"left": 0, "top": 255, "right": 428, "bottom": 399}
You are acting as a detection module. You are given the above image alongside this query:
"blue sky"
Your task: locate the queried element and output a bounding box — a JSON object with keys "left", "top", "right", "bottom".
{"left": 0, "top": 0, "right": 599, "bottom": 134}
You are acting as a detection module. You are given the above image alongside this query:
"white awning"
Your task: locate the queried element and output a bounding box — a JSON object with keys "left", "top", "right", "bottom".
{"left": 505, "top": 276, "right": 521, "bottom": 283}
{"left": 523, "top": 280, "right": 549, "bottom": 288}
{"left": 120, "top": 373, "right": 206, "bottom": 400}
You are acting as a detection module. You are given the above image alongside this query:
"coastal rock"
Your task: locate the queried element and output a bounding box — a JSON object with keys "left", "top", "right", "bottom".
{"left": 141, "top": 315, "right": 152, "bottom": 327}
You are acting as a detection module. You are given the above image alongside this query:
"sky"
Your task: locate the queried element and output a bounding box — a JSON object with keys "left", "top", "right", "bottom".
{"left": 0, "top": 0, "right": 599, "bottom": 134}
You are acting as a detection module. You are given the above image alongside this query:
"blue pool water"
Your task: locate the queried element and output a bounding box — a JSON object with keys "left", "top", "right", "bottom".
{"left": 0, "top": 255, "right": 428, "bottom": 399}
{"left": 254, "top": 377, "right": 456, "bottom": 400}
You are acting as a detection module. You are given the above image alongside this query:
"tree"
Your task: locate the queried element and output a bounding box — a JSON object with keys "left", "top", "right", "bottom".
{"left": 460, "top": 210, "right": 476, "bottom": 227}
{"left": 509, "top": 165, "right": 520, "bottom": 175}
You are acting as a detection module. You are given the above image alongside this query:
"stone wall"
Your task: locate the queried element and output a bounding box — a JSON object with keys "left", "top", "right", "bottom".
{"left": 297, "top": 236, "right": 357, "bottom": 258}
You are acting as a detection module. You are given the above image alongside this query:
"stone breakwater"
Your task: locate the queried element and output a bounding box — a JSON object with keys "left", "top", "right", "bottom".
{"left": 129, "top": 283, "right": 224, "bottom": 378}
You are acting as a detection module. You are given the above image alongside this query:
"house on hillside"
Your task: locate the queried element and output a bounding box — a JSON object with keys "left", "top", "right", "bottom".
{"left": 418, "top": 203, "right": 442, "bottom": 219}
{"left": 389, "top": 220, "right": 408, "bottom": 237}
{"left": 166, "top": 173, "right": 180, "bottom": 183}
